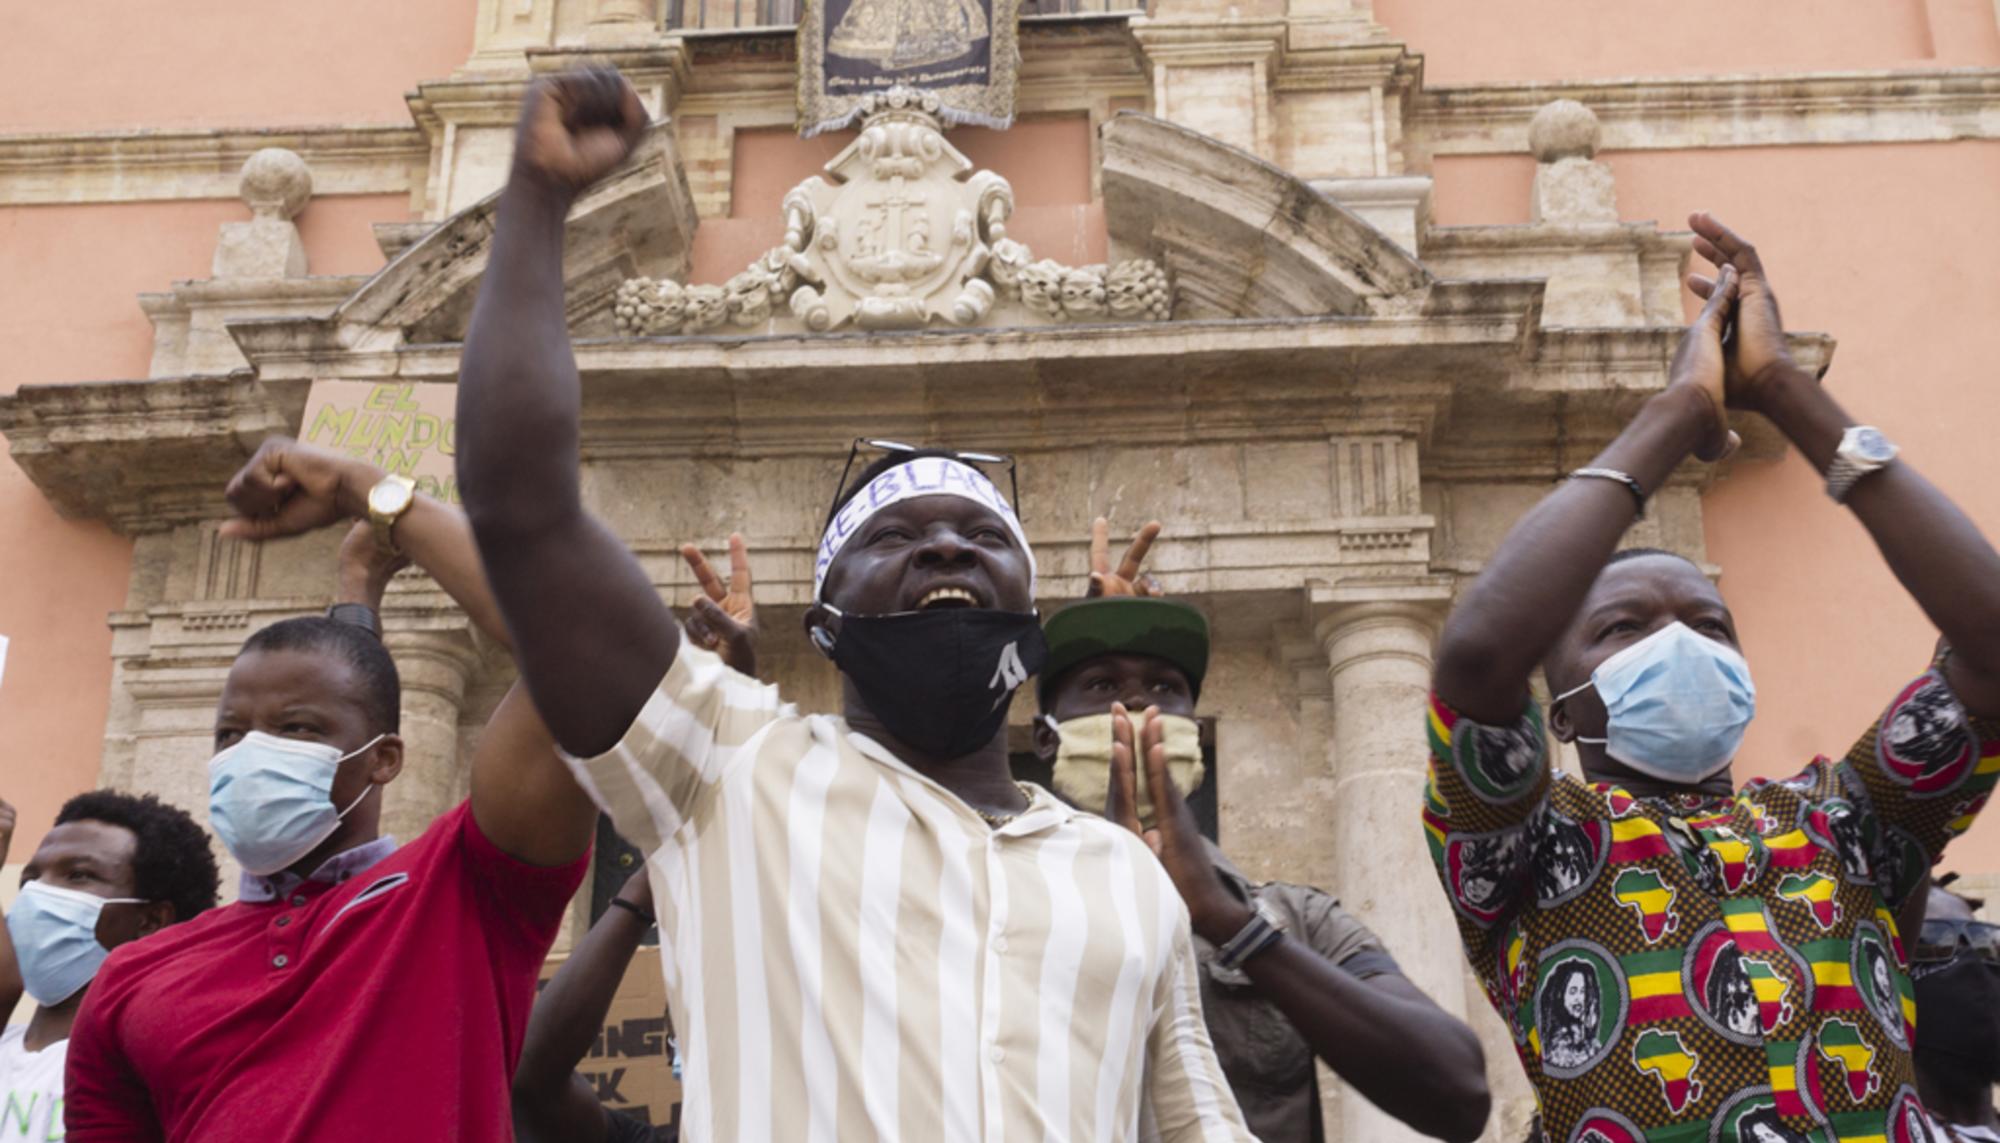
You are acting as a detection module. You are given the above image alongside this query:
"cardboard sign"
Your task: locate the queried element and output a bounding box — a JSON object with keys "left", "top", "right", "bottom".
{"left": 299, "top": 381, "right": 459, "bottom": 504}
{"left": 535, "top": 944, "right": 682, "bottom": 1129}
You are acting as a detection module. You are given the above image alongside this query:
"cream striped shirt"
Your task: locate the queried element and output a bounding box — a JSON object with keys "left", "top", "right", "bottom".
{"left": 565, "top": 638, "right": 1256, "bottom": 1142}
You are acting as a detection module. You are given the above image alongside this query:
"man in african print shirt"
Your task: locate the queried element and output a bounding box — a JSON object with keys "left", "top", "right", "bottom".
{"left": 1424, "top": 212, "right": 2000, "bottom": 1143}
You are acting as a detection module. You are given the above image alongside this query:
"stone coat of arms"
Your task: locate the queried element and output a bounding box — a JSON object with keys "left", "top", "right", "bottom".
{"left": 613, "top": 87, "right": 1170, "bottom": 337}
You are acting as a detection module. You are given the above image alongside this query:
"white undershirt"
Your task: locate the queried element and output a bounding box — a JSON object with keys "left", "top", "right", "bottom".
{"left": 0, "top": 1025, "right": 67, "bottom": 1141}
{"left": 1933, "top": 1119, "right": 2000, "bottom": 1143}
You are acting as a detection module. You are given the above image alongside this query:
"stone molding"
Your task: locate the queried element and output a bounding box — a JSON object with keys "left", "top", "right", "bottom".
{"left": 1411, "top": 65, "right": 2000, "bottom": 161}
{"left": 0, "top": 374, "right": 286, "bottom": 533}
{"left": 1101, "top": 112, "right": 1431, "bottom": 318}
{"left": 8, "top": 58, "right": 2000, "bottom": 210}
{"left": 0, "top": 125, "right": 426, "bottom": 207}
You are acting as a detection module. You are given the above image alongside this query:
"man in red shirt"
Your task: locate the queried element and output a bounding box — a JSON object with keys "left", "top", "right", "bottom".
{"left": 64, "top": 444, "right": 597, "bottom": 1142}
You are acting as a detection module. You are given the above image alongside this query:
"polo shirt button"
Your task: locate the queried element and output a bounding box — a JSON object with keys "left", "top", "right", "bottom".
{"left": 290, "top": 895, "right": 307, "bottom": 907}
{"left": 993, "top": 936, "right": 1009, "bottom": 953}
{"left": 275, "top": 915, "right": 291, "bottom": 928}
{"left": 272, "top": 954, "right": 289, "bottom": 968}
{"left": 988, "top": 1045, "right": 1005, "bottom": 1064}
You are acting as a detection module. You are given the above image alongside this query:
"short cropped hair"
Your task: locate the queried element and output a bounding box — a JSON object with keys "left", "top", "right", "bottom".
{"left": 1606, "top": 546, "right": 1702, "bottom": 571}
{"left": 55, "top": 790, "right": 221, "bottom": 923}
{"left": 240, "top": 616, "right": 401, "bottom": 734}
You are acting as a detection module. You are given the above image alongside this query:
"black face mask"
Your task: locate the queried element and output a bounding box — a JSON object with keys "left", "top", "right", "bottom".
{"left": 814, "top": 606, "right": 1048, "bottom": 760}
{"left": 1914, "top": 955, "right": 2000, "bottom": 1084}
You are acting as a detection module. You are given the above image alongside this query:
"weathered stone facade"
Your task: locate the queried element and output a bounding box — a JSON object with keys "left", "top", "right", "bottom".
{"left": 0, "top": 3, "right": 1872, "bottom": 1137}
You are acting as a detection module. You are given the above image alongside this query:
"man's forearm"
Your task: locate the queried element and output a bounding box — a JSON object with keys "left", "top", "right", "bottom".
{"left": 395, "top": 499, "right": 514, "bottom": 652}
{"left": 1434, "top": 386, "right": 1709, "bottom": 722}
{"left": 515, "top": 901, "right": 652, "bottom": 1095}
{"left": 1238, "top": 946, "right": 1490, "bottom": 1142}
{"left": 459, "top": 177, "right": 585, "bottom": 544}
{"left": 1757, "top": 369, "right": 2000, "bottom": 697}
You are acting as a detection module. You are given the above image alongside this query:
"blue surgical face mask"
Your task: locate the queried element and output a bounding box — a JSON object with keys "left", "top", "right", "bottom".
{"left": 6, "top": 881, "right": 146, "bottom": 1006}
{"left": 208, "top": 731, "right": 385, "bottom": 876}
{"left": 1556, "top": 621, "right": 1755, "bottom": 784}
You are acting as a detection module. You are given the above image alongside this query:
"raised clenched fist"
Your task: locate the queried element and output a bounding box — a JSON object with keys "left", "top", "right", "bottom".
{"left": 511, "top": 67, "right": 649, "bottom": 196}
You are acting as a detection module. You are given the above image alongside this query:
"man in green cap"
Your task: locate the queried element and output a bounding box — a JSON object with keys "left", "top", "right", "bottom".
{"left": 1033, "top": 536, "right": 1491, "bottom": 1143}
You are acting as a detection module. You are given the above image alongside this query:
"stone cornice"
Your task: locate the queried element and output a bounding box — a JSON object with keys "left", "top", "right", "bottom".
{"left": 0, "top": 373, "right": 284, "bottom": 532}
{"left": 0, "top": 124, "right": 426, "bottom": 207}
{"left": 1412, "top": 65, "right": 2000, "bottom": 159}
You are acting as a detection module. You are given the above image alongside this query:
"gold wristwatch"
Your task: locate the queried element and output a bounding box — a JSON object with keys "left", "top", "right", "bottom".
{"left": 366, "top": 474, "right": 418, "bottom": 555}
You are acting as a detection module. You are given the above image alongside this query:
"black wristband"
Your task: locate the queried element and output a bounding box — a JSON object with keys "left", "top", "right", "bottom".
{"left": 1568, "top": 467, "right": 1647, "bottom": 519}
{"left": 608, "top": 896, "right": 656, "bottom": 926}
{"left": 325, "top": 603, "right": 383, "bottom": 640}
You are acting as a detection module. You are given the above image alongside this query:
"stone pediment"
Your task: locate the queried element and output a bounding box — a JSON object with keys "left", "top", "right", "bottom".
{"left": 1100, "top": 112, "right": 1432, "bottom": 319}
{"left": 229, "top": 123, "right": 698, "bottom": 361}
{"left": 232, "top": 100, "right": 1437, "bottom": 362}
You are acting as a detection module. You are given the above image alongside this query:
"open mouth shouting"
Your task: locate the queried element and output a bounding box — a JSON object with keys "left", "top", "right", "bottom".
{"left": 912, "top": 583, "right": 987, "bottom": 611}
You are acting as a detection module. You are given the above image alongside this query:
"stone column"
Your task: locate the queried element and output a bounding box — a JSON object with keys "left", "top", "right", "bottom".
{"left": 1315, "top": 600, "right": 1469, "bottom": 1143}
{"left": 380, "top": 626, "right": 480, "bottom": 844}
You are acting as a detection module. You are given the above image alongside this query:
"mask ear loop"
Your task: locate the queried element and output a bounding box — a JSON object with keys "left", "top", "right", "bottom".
{"left": 1551, "top": 680, "right": 1609, "bottom": 746}
{"left": 809, "top": 604, "right": 843, "bottom": 659}
{"left": 333, "top": 734, "right": 389, "bottom": 821}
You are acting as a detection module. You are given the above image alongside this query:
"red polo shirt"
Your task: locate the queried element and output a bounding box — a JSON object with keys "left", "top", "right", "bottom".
{"left": 63, "top": 802, "right": 586, "bottom": 1142}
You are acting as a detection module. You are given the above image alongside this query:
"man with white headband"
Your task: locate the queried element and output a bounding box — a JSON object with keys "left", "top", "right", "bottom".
{"left": 1425, "top": 214, "right": 2000, "bottom": 1141}
{"left": 454, "top": 67, "right": 1255, "bottom": 1140}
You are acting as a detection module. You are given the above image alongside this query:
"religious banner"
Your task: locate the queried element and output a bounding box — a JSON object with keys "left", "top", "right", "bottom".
{"left": 797, "top": 0, "right": 1019, "bottom": 135}
{"left": 299, "top": 381, "right": 459, "bottom": 504}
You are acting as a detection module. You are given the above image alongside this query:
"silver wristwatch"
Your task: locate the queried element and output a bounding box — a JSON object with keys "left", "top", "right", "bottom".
{"left": 1825, "top": 425, "right": 1898, "bottom": 504}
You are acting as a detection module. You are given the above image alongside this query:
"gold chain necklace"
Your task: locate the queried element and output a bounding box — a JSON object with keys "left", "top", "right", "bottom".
{"left": 974, "top": 782, "right": 1037, "bottom": 829}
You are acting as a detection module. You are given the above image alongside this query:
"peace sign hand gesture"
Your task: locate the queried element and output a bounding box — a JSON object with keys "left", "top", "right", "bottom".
{"left": 1087, "top": 517, "right": 1163, "bottom": 598}
{"left": 681, "top": 533, "right": 758, "bottom": 678}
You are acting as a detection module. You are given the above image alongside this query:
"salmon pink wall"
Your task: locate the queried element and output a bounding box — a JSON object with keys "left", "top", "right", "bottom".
{"left": 1374, "top": 0, "right": 1999, "bottom": 84}
{"left": 0, "top": 0, "right": 477, "bottom": 131}
{"left": 1436, "top": 142, "right": 2000, "bottom": 872}
{"left": 0, "top": 194, "right": 404, "bottom": 853}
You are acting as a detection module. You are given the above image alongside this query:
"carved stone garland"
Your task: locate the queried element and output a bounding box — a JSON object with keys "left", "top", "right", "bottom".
{"left": 613, "top": 87, "right": 1171, "bottom": 336}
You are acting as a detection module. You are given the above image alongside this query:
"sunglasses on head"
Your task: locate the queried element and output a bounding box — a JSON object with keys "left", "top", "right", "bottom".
{"left": 825, "top": 438, "right": 1021, "bottom": 531}
{"left": 1914, "top": 917, "right": 2000, "bottom": 965}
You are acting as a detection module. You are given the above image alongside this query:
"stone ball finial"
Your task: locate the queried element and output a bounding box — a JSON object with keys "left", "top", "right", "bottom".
{"left": 239, "top": 147, "right": 313, "bottom": 220}
{"left": 1528, "top": 99, "right": 1601, "bottom": 162}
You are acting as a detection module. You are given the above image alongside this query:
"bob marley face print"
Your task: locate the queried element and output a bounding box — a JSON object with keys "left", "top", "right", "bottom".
{"left": 1532, "top": 941, "right": 1627, "bottom": 1078}
{"left": 1544, "top": 962, "right": 1600, "bottom": 1068}
{"left": 1707, "top": 945, "right": 1762, "bottom": 1038}
{"left": 1534, "top": 809, "right": 1606, "bottom": 907}
{"left": 1737, "top": 1109, "right": 1810, "bottom": 1143}
{"left": 1447, "top": 831, "right": 1526, "bottom": 924}
{"left": 1852, "top": 923, "right": 1911, "bottom": 1048}
{"left": 1879, "top": 673, "right": 1978, "bottom": 795}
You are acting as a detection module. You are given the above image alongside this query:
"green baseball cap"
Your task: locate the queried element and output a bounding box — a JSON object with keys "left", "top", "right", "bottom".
{"left": 1038, "top": 597, "right": 1211, "bottom": 709}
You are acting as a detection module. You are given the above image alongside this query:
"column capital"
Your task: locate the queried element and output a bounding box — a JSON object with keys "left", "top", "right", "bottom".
{"left": 380, "top": 617, "right": 482, "bottom": 703}
{"left": 1309, "top": 580, "right": 1451, "bottom": 644}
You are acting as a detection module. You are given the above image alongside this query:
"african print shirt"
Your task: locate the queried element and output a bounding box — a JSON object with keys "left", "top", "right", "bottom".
{"left": 1424, "top": 661, "right": 2000, "bottom": 1143}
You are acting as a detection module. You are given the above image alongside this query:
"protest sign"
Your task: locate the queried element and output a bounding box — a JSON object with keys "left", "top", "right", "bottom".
{"left": 299, "top": 381, "right": 459, "bottom": 503}
{"left": 535, "top": 944, "right": 681, "bottom": 1129}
